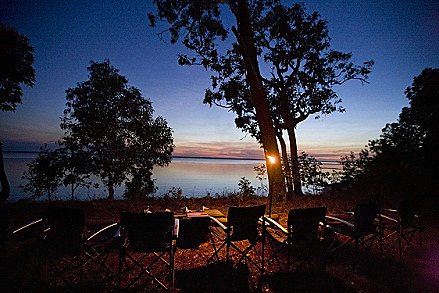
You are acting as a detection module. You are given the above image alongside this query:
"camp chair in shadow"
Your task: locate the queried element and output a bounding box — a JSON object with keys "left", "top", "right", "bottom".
{"left": 39, "top": 206, "right": 87, "bottom": 287}
{"left": 84, "top": 222, "right": 119, "bottom": 276}
{"left": 326, "top": 203, "right": 383, "bottom": 255}
{"left": 208, "top": 204, "right": 266, "bottom": 272}
{"left": 176, "top": 215, "right": 211, "bottom": 249}
{"left": 117, "top": 211, "right": 176, "bottom": 291}
{"left": 265, "top": 207, "right": 328, "bottom": 272}
{"left": 381, "top": 200, "right": 423, "bottom": 258}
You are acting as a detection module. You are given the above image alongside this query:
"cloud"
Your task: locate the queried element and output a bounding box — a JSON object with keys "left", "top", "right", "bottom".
{"left": 174, "top": 141, "right": 264, "bottom": 159}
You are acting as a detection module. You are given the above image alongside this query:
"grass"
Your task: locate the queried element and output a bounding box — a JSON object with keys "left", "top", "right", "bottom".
{"left": 1, "top": 194, "right": 438, "bottom": 292}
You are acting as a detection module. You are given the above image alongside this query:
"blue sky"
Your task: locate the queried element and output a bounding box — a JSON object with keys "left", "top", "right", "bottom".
{"left": 1, "top": 0, "right": 438, "bottom": 160}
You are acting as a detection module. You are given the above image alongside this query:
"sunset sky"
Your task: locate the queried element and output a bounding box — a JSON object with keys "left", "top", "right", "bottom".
{"left": 1, "top": 0, "right": 438, "bottom": 160}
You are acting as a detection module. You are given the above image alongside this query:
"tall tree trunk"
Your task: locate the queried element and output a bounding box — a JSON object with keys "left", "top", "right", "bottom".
{"left": 232, "top": 0, "right": 285, "bottom": 202}
{"left": 71, "top": 184, "right": 74, "bottom": 201}
{"left": 286, "top": 126, "right": 303, "bottom": 196}
{"left": 0, "top": 142, "right": 10, "bottom": 202}
{"left": 108, "top": 179, "right": 114, "bottom": 200}
{"left": 276, "top": 132, "right": 293, "bottom": 199}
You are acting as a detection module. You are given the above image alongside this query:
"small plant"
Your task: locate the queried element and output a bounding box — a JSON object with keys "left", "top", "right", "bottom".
{"left": 163, "top": 187, "right": 185, "bottom": 200}
{"left": 21, "top": 145, "right": 63, "bottom": 201}
{"left": 238, "top": 177, "right": 255, "bottom": 198}
{"left": 298, "top": 152, "right": 331, "bottom": 195}
{"left": 254, "top": 164, "right": 268, "bottom": 196}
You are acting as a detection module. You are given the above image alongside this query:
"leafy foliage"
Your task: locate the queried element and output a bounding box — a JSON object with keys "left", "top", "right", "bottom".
{"left": 163, "top": 187, "right": 185, "bottom": 200}
{"left": 0, "top": 23, "right": 35, "bottom": 111}
{"left": 254, "top": 164, "right": 268, "bottom": 195}
{"left": 58, "top": 137, "right": 98, "bottom": 200}
{"left": 149, "top": 1, "right": 372, "bottom": 197}
{"left": 339, "top": 68, "right": 439, "bottom": 197}
{"left": 124, "top": 167, "right": 157, "bottom": 199}
{"left": 238, "top": 176, "right": 256, "bottom": 198}
{"left": 21, "top": 145, "right": 63, "bottom": 201}
{"left": 149, "top": 0, "right": 286, "bottom": 199}
{"left": 298, "top": 152, "right": 330, "bottom": 195}
{"left": 61, "top": 60, "right": 174, "bottom": 199}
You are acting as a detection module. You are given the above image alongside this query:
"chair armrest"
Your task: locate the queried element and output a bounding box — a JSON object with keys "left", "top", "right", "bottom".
{"left": 86, "top": 222, "right": 119, "bottom": 241}
{"left": 209, "top": 216, "right": 227, "bottom": 231}
{"left": 379, "top": 214, "right": 399, "bottom": 224}
{"left": 173, "top": 218, "right": 180, "bottom": 239}
{"left": 12, "top": 218, "right": 43, "bottom": 235}
{"left": 263, "top": 216, "right": 288, "bottom": 235}
{"left": 325, "top": 215, "right": 355, "bottom": 229}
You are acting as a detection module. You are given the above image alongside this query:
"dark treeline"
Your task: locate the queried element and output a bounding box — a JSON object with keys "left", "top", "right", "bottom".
{"left": 335, "top": 68, "right": 439, "bottom": 199}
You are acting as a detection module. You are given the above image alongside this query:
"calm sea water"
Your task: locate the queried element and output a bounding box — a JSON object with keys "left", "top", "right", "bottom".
{"left": 3, "top": 152, "right": 267, "bottom": 201}
{"left": 3, "top": 152, "right": 341, "bottom": 202}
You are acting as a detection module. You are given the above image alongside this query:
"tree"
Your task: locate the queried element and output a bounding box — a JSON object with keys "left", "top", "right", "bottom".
{"left": 0, "top": 23, "right": 35, "bottom": 111}
{"left": 238, "top": 176, "right": 256, "bottom": 198}
{"left": 21, "top": 145, "right": 63, "bottom": 201}
{"left": 203, "top": 2, "right": 372, "bottom": 196}
{"left": 149, "top": 1, "right": 372, "bottom": 200}
{"left": 298, "top": 152, "right": 329, "bottom": 195}
{"left": 61, "top": 60, "right": 175, "bottom": 199}
{"left": 58, "top": 137, "right": 97, "bottom": 201}
{"left": 0, "top": 23, "right": 36, "bottom": 201}
{"left": 149, "top": 0, "right": 285, "bottom": 201}
{"left": 339, "top": 68, "right": 439, "bottom": 197}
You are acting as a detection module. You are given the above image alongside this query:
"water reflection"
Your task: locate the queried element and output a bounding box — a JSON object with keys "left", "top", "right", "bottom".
{"left": 3, "top": 154, "right": 265, "bottom": 201}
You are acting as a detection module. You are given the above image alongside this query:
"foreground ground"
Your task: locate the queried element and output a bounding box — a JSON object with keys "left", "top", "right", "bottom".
{"left": 1, "top": 194, "right": 438, "bottom": 292}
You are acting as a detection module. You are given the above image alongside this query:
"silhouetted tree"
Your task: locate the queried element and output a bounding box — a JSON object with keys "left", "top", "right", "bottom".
{"left": 0, "top": 23, "right": 36, "bottom": 201}
{"left": 204, "top": 2, "right": 372, "bottom": 197}
{"left": 61, "top": 60, "right": 174, "bottom": 199}
{"left": 298, "top": 152, "right": 330, "bottom": 195}
{"left": 58, "top": 137, "right": 97, "bottom": 201}
{"left": 149, "top": 0, "right": 285, "bottom": 200}
{"left": 149, "top": 1, "right": 372, "bottom": 200}
{"left": 21, "top": 145, "right": 63, "bottom": 201}
{"left": 339, "top": 68, "right": 439, "bottom": 197}
{"left": 0, "top": 23, "right": 35, "bottom": 111}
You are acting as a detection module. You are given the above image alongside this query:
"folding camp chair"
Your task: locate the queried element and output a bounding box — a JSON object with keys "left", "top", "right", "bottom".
{"left": 117, "top": 211, "right": 176, "bottom": 290}
{"left": 265, "top": 207, "right": 328, "bottom": 272}
{"left": 84, "top": 222, "right": 119, "bottom": 276}
{"left": 208, "top": 204, "right": 266, "bottom": 272}
{"left": 381, "top": 200, "right": 423, "bottom": 258}
{"left": 39, "top": 207, "right": 87, "bottom": 288}
{"left": 176, "top": 214, "right": 211, "bottom": 249}
{"left": 326, "top": 203, "right": 383, "bottom": 255}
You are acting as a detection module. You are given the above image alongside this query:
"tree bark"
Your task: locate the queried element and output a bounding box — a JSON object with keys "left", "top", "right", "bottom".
{"left": 286, "top": 126, "right": 304, "bottom": 196}
{"left": 108, "top": 179, "right": 115, "bottom": 200}
{"left": 0, "top": 142, "right": 10, "bottom": 202}
{"left": 276, "top": 132, "right": 293, "bottom": 198}
{"left": 232, "top": 0, "right": 285, "bottom": 201}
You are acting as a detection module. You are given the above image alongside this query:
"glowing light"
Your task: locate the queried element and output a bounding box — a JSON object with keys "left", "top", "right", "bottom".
{"left": 267, "top": 155, "right": 276, "bottom": 164}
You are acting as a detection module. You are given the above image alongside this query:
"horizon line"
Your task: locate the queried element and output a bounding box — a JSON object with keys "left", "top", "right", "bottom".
{"left": 3, "top": 150, "right": 341, "bottom": 163}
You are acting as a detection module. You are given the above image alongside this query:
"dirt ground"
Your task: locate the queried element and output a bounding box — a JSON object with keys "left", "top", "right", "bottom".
{"left": 1, "top": 195, "right": 438, "bottom": 292}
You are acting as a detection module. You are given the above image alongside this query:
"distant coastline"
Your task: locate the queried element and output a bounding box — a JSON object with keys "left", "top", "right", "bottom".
{"left": 3, "top": 150, "right": 340, "bottom": 164}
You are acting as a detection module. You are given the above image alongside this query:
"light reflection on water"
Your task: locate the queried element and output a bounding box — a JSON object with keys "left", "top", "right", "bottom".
{"left": 3, "top": 153, "right": 267, "bottom": 201}
{"left": 3, "top": 153, "right": 341, "bottom": 202}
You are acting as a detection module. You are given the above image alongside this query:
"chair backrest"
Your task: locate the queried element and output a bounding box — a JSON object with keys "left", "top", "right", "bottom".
{"left": 397, "top": 200, "right": 418, "bottom": 228}
{"left": 43, "top": 207, "right": 86, "bottom": 254}
{"left": 354, "top": 203, "right": 380, "bottom": 235}
{"left": 227, "top": 204, "right": 266, "bottom": 242}
{"left": 288, "top": 207, "right": 327, "bottom": 242}
{"left": 120, "top": 211, "right": 174, "bottom": 252}
{"left": 176, "top": 216, "right": 211, "bottom": 249}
